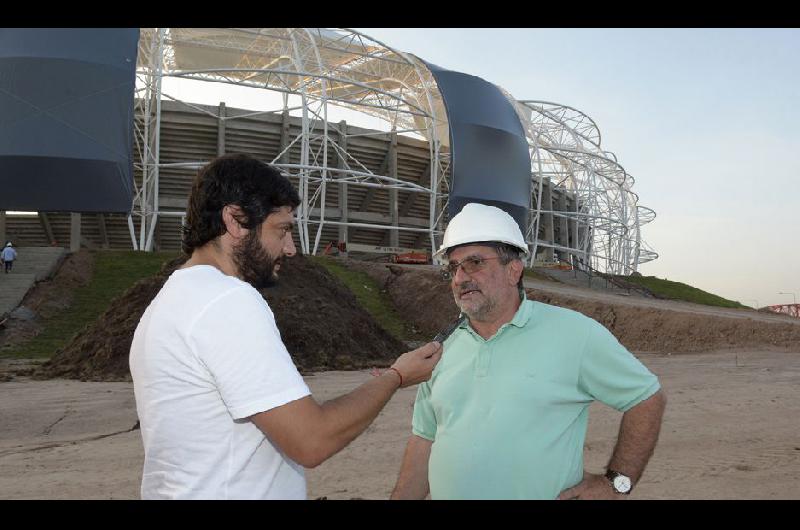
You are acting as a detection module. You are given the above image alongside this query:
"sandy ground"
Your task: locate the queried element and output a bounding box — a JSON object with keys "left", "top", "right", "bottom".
{"left": 1, "top": 348, "right": 799, "bottom": 500}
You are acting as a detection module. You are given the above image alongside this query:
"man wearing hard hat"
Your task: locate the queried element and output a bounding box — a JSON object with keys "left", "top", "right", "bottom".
{"left": 391, "top": 202, "right": 666, "bottom": 500}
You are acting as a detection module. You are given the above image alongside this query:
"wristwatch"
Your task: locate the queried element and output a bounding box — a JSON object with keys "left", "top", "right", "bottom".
{"left": 605, "top": 469, "right": 633, "bottom": 495}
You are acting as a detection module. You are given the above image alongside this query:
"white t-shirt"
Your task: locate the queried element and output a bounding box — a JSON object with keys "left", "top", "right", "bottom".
{"left": 129, "top": 265, "right": 311, "bottom": 499}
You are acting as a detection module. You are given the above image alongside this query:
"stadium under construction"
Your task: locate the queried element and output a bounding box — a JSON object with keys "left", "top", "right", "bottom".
{"left": 0, "top": 28, "right": 657, "bottom": 274}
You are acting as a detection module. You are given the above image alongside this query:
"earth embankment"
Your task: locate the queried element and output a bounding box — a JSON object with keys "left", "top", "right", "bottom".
{"left": 34, "top": 255, "right": 406, "bottom": 381}
{"left": 343, "top": 260, "right": 800, "bottom": 354}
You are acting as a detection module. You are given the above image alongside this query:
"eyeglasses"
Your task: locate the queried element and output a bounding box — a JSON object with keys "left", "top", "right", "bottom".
{"left": 441, "top": 256, "right": 502, "bottom": 279}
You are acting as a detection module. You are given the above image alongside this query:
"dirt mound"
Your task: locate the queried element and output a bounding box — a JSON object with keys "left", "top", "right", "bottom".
{"left": 342, "top": 260, "right": 800, "bottom": 354}
{"left": 0, "top": 250, "right": 94, "bottom": 354}
{"left": 27, "top": 253, "right": 800, "bottom": 382}
{"left": 343, "top": 260, "right": 460, "bottom": 337}
{"left": 34, "top": 255, "right": 186, "bottom": 381}
{"left": 35, "top": 255, "right": 406, "bottom": 382}
{"left": 259, "top": 256, "right": 407, "bottom": 371}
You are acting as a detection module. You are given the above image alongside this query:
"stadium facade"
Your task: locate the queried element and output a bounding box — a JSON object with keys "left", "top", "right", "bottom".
{"left": 1, "top": 28, "right": 657, "bottom": 274}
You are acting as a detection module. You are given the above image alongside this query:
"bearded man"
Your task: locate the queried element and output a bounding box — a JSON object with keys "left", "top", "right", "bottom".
{"left": 130, "top": 154, "right": 441, "bottom": 499}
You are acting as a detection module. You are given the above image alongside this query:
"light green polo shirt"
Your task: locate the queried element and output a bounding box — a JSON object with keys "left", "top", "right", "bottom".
{"left": 412, "top": 299, "right": 660, "bottom": 500}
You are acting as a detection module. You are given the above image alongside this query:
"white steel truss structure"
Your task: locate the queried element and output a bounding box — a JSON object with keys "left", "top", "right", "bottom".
{"left": 132, "top": 28, "right": 657, "bottom": 274}
{"left": 518, "top": 101, "right": 658, "bottom": 274}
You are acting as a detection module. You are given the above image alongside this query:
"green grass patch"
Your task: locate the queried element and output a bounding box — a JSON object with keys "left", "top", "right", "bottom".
{"left": 311, "top": 256, "right": 413, "bottom": 342}
{"left": 3, "top": 250, "right": 179, "bottom": 359}
{"left": 616, "top": 275, "right": 748, "bottom": 309}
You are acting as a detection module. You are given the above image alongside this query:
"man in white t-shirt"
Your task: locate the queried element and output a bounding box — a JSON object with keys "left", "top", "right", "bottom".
{"left": 129, "top": 154, "right": 442, "bottom": 499}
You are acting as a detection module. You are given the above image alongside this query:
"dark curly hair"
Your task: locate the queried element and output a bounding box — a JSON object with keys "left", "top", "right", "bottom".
{"left": 181, "top": 154, "right": 300, "bottom": 255}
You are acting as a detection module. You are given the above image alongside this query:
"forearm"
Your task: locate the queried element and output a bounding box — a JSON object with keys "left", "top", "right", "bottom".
{"left": 391, "top": 435, "right": 432, "bottom": 499}
{"left": 314, "top": 371, "right": 402, "bottom": 461}
{"left": 252, "top": 342, "right": 441, "bottom": 469}
{"left": 607, "top": 390, "right": 667, "bottom": 483}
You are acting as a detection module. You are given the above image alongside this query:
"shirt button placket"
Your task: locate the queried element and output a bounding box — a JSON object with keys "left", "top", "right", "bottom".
{"left": 476, "top": 343, "right": 491, "bottom": 378}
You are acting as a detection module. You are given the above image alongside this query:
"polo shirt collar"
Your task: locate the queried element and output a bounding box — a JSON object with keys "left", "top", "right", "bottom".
{"left": 508, "top": 298, "right": 534, "bottom": 328}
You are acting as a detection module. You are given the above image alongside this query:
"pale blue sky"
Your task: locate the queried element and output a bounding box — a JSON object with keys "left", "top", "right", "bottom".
{"left": 356, "top": 28, "right": 800, "bottom": 308}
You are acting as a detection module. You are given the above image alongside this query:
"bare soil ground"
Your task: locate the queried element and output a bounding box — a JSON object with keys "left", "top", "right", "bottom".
{"left": 1, "top": 256, "right": 798, "bottom": 498}
{"left": 1, "top": 349, "right": 798, "bottom": 499}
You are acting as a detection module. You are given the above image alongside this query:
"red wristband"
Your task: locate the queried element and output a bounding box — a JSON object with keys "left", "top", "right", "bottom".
{"left": 387, "top": 367, "right": 403, "bottom": 388}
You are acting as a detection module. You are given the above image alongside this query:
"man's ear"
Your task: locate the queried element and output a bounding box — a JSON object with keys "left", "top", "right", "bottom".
{"left": 222, "top": 205, "right": 248, "bottom": 240}
{"left": 508, "top": 259, "right": 524, "bottom": 286}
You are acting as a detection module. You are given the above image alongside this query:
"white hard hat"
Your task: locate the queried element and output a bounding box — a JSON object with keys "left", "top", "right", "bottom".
{"left": 435, "top": 203, "right": 528, "bottom": 258}
{"left": 5, "top": 242, "right": 10, "bottom": 247}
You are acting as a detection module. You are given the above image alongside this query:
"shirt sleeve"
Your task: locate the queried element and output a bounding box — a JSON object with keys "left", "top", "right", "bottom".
{"left": 188, "top": 286, "right": 311, "bottom": 420}
{"left": 578, "top": 320, "right": 661, "bottom": 412}
{"left": 411, "top": 380, "right": 437, "bottom": 441}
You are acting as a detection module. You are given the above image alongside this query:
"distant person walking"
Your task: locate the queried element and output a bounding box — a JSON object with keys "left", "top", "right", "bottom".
{"left": 1, "top": 242, "right": 17, "bottom": 273}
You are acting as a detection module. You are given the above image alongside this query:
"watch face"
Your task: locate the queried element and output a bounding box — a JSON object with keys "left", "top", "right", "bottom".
{"left": 613, "top": 475, "right": 632, "bottom": 493}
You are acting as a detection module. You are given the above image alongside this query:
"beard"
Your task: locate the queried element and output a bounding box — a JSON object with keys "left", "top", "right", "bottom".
{"left": 232, "top": 229, "right": 282, "bottom": 290}
{"left": 453, "top": 280, "right": 497, "bottom": 322}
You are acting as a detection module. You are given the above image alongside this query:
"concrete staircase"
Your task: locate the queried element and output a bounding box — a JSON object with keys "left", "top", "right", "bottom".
{"left": 0, "top": 247, "right": 67, "bottom": 319}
